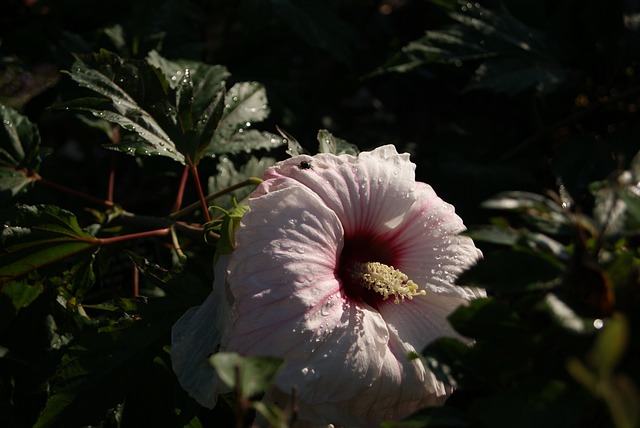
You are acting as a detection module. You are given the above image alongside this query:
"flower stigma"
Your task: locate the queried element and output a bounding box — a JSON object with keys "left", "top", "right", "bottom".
{"left": 349, "top": 261, "right": 426, "bottom": 304}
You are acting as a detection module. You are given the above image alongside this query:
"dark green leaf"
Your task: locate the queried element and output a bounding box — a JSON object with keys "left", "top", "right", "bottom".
{"left": 0, "top": 104, "right": 41, "bottom": 199}
{"left": 382, "top": 405, "right": 470, "bottom": 428}
{"left": 591, "top": 314, "right": 629, "bottom": 376}
{"left": 376, "top": 1, "right": 565, "bottom": 95}
{"left": 65, "top": 55, "right": 184, "bottom": 163}
{"left": 457, "top": 249, "right": 563, "bottom": 292}
{"left": 468, "top": 380, "right": 590, "bottom": 428}
{"left": 0, "top": 205, "right": 99, "bottom": 283}
{"left": 448, "top": 297, "right": 525, "bottom": 340}
{"left": 210, "top": 352, "right": 283, "bottom": 399}
{"left": 126, "top": 250, "right": 183, "bottom": 283}
{"left": 272, "top": 0, "right": 357, "bottom": 64}
{"left": 34, "top": 295, "right": 197, "bottom": 427}
{"left": 0, "top": 279, "right": 44, "bottom": 333}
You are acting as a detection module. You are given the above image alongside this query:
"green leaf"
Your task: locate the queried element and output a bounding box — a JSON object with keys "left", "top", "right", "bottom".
{"left": 0, "top": 205, "right": 99, "bottom": 283}
{"left": 0, "top": 103, "right": 41, "bottom": 199}
{"left": 207, "top": 129, "right": 286, "bottom": 156}
{"left": 34, "top": 295, "right": 198, "bottom": 427}
{"left": 468, "top": 380, "right": 590, "bottom": 428}
{"left": 279, "top": 126, "right": 306, "bottom": 157}
{"left": 376, "top": 2, "right": 565, "bottom": 95}
{"left": 215, "top": 205, "right": 249, "bottom": 256}
{"left": 208, "top": 155, "right": 275, "bottom": 208}
{"left": 210, "top": 352, "right": 283, "bottom": 399}
{"left": 448, "top": 297, "right": 526, "bottom": 340}
{"left": 482, "top": 191, "right": 573, "bottom": 235}
{"left": 0, "top": 279, "right": 44, "bottom": 333}
{"left": 591, "top": 314, "right": 629, "bottom": 376}
{"left": 146, "top": 52, "right": 230, "bottom": 162}
{"left": 382, "top": 405, "right": 470, "bottom": 428}
{"left": 457, "top": 249, "right": 563, "bottom": 292}
{"left": 64, "top": 50, "right": 236, "bottom": 165}
{"left": 126, "top": 250, "right": 183, "bottom": 283}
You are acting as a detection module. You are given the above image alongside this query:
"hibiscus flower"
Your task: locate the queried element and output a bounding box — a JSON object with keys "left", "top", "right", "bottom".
{"left": 172, "top": 145, "right": 484, "bottom": 426}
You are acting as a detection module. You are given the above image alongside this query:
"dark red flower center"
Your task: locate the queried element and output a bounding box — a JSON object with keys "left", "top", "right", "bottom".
{"left": 337, "top": 231, "right": 402, "bottom": 308}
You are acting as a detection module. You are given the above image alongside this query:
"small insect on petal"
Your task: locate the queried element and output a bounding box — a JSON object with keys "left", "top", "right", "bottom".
{"left": 297, "top": 161, "right": 313, "bottom": 170}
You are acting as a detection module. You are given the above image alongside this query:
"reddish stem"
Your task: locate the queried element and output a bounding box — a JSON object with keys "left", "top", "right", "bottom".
{"left": 171, "top": 165, "right": 190, "bottom": 213}
{"left": 187, "top": 160, "right": 211, "bottom": 222}
{"left": 95, "top": 227, "right": 170, "bottom": 245}
{"left": 132, "top": 265, "right": 139, "bottom": 297}
{"left": 32, "top": 172, "right": 115, "bottom": 208}
{"left": 107, "top": 152, "right": 116, "bottom": 202}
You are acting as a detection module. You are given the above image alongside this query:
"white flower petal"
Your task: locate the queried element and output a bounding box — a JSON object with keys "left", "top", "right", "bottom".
{"left": 290, "top": 322, "right": 451, "bottom": 426}
{"left": 173, "top": 145, "right": 485, "bottom": 426}
{"left": 170, "top": 256, "right": 233, "bottom": 408}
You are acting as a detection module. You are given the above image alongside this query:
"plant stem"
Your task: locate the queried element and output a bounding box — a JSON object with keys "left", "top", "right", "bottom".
{"left": 132, "top": 265, "right": 139, "bottom": 297}
{"left": 171, "top": 165, "right": 190, "bottom": 213}
{"left": 107, "top": 152, "right": 116, "bottom": 202}
{"left": 32, "top": 172, "right": 115, "bottom": 208}
{"left": 170, "top": 177, "right": 263, "bottom": 220}
{"left": 188, "top": 160, "right": 211, "bottom": 223}
{"left": 95, "top": 227, "right": 170, "bottom": 245}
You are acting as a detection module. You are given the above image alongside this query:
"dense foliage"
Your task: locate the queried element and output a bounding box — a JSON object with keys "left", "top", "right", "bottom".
{"left": 1, "top": 0, "right": 639, "bottom": 426}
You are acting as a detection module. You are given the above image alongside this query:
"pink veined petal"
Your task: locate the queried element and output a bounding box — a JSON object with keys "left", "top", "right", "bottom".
{"left": 383, "top": 182, "right": 484, "bottom": 300}
{"left": 259, "top": 145, "right": 417, "bottom": 235}
{"left": 203, "top": 146, "right": 486, "bottom": 426}
{"left": 226, "top": 184, "right": 405, "bottom": 412}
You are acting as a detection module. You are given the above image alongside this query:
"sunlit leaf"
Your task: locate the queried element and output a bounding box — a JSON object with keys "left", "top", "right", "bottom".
{"left": 64, "top": 50, "right": 253, "bottom": 164}
{"left": 215, "top": 205, "right": 249, "bottom": 256}
{"left": 317, "top": 129, "right": 358, "bottom": 155}
{"left": 0, "top": 205, "right": 99, "bottom": 283}
{"left": 279, "top": 126, "right": 306, "bottom": 157}
{"left": 0, "top": 104, "right": 41, "bottom": 199}
{"left": 207, "top": 129, "right": 285, "bottom": 156}
{"left": 146, "top": 52, "right": 230, "bottom": 162}
{"left": 64, "top": 53, "right": 184, "bottom": 163}
{"left": 208, "top": 155, "right": 275, "bottom": 208}
{"left": 482, "top": 191, "right": 574, "bottom": 235}
{"left": 206, "top": 82, "right": 284, "bottom": 156}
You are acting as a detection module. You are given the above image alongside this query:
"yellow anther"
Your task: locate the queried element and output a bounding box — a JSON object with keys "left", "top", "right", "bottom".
{"left": 351, "top": 262, "right": 426, "bottom": 304}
